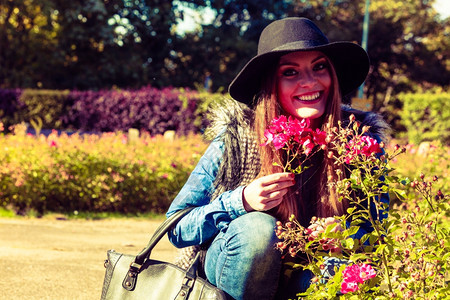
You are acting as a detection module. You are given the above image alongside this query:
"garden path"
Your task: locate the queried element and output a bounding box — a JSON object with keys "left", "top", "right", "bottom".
{"left": 0, "top": 216, "right": 178, "bottom": 299}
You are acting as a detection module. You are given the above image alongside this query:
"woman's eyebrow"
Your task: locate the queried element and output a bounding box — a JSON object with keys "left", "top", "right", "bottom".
{"left": 278, "top": 55, "right": 326, "bottom": 66}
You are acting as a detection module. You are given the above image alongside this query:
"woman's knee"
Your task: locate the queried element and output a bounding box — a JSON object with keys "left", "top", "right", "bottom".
{"left": 227, "top": 212, "right": 279, "bottom": 254}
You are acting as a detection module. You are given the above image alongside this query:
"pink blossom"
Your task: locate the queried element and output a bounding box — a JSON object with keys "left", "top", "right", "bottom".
{"left": 261, "top": 129, "right": 274, "bottom": 146}
{"left": 261, "top": 116, "right": 330, "bottom": 168}
{"left": 301, "top": 138, "right": 315, "bottom": 156}
{"left": 341, "top": 281, "right": 359, "bottom": 294}
{"left": 313, "top": 128, "right": 327, "bottom": 145}
{"left": 341, "top": 264, "right": 376, "bottom": 294}
{"left": 345, "top": 136, "right": 381, "bottom": 163}
{"left": 270, "top": 115, "right": 288, "bottom": 132}
{"left": 360, "top": 136, "right": 381, "bottom": 157}
{"left": 359, "top": 264, "right": 377, "bottom": 281}
{"left": 273, "top": 133, "right": 290, "bottom": 150}
{"left": 286, "top": 117, "right": 310, "bottom": 135}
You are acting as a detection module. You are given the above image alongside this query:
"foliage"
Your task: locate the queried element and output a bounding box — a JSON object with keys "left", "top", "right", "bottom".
{"left": 0, "top": 0, "right": 181, "bottom": 90}
{"left": 389, "top": 140, "right": 449, "bottom": 192}
{"left": 2, "top": 0, "right": 447, "bottom": 111}
{"left": 63, "top": 86, "right": 202, "bottom": 135}
{"left": 274, "top": 115, "right": 449, "bottom": 299}
{"left": 19, "top": 89, "right": 72, "bottom": 130}
{"left": 0, "top": 86, "right": 226, "bottom": 135}
{"left": 0, "top": 88, "right": 23, "bottom": 130}
{"left": 397, "top": 92, "right": 450, "bottom": 145}
{"left": 0, "top": 123, "right": 208, "bottom": 215}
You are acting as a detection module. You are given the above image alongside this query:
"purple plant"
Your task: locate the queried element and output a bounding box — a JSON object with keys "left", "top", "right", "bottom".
{"left": 63, "top": 86, "right": 202, "bottom": 135}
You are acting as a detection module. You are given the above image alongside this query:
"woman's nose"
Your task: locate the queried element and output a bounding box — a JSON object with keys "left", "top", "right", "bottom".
{"left": 297, "top": 71, "right": 315, "bottom": 87}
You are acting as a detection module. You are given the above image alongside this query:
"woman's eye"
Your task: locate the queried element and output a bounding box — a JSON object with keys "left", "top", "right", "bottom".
{"left": 313, "top": 62, "right": 328, "bottom": 71}
{"left": 281, "top": 69, "right": 297, "bottom": 76}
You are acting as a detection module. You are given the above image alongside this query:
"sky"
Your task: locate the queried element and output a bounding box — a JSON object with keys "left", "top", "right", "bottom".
{"left": 434, "top": 0, "right": 450, "bottom": 19}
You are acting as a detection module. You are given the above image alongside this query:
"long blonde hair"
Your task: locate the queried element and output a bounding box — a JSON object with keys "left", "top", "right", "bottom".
{"left": 253, "top": 55, "right": 348, "bottom": 224}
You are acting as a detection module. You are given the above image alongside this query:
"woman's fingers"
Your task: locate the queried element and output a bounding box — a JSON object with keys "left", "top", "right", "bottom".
{"left": 260, "top": 172, "right": 295, "bottom": 186}
{"left": 243, "top": 172, "right": 295, "bottom": 212}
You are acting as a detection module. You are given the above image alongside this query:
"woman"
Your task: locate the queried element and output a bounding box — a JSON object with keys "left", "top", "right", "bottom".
{"left": 166, "top": 17, "right": 389, "bottom": 299}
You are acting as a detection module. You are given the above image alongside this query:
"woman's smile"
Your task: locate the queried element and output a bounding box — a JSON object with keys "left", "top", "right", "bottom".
{"left": 293, "top": 91, "right": 323, "bottom": 103}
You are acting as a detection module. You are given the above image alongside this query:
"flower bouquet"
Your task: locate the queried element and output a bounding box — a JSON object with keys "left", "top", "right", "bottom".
{"left": 261, "top": 115, "right": 328, "bottom": 174}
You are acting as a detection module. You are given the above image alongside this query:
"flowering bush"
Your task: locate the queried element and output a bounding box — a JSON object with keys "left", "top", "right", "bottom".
{"left": 0, "top": 123, "right": 208, "bottom": 215}
{"left": 271, "top": 115, "right": 449, "bottom": 299}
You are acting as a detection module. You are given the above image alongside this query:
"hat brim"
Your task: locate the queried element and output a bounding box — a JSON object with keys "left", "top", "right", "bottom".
{"left": 228, "top": 42, "right": 370, "bottom": 106}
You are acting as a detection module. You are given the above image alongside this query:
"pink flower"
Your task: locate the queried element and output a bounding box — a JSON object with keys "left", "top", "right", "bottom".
{"left": 261, "top": 129, "right": 274, "bottom": 146}
{"left": 273, "top": 133, "right": 290, "bottom": 150}
{"left": 359, "top": 264, "right": 377, "bottom": 281}
{"left": 341, "top": 281, "right": 359, "bottom": 294}
{"left": 345, "top": 136, "right": 381, "bottom": 163}
{"left": 286, "top": 117, "right": 310, "bottom": 136}
{"left": 301, "top": 137, "right": 315, "bottom": 156}
{"left": 261, "top": 116, "right": 328, "bottom": 172}
{"left": 271, "top": 115, "right": 288, "bottom": 132}
{"left": 313, "top": 128, "right": 327, "bottom": 146}
{"left": 360, "top": 136, "right": 381, "bottom": 157}
{"left": 340, "top": 264, "right": 376, "bottom": 294}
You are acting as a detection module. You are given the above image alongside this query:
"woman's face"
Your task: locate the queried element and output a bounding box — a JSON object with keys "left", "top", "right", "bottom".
{"left": 276, "top": 51, "right": 332, "bottom": 124}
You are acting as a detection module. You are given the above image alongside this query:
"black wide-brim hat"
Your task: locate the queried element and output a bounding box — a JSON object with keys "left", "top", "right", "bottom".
{"left": 228, "top": 17, "right": 370, "bottom": 106}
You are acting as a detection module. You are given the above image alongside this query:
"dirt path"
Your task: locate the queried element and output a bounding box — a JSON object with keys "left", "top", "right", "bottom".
{"left": 0, "top": 217, "right": 179, "bottom": 300}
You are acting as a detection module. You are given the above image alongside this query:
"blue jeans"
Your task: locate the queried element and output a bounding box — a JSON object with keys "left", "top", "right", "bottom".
{"left": 204, "top": 212, "right": 282, "bottom": 300}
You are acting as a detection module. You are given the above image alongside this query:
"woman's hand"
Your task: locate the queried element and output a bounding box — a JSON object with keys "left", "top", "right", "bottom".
{"left": 307, "top": 217, "right": 343, "bottom": 238}
{"left": 306, "top": 217, "right": 343, "bottom": 253}
{"left": 242, "top": 172, "right": 295, "bottom": 212}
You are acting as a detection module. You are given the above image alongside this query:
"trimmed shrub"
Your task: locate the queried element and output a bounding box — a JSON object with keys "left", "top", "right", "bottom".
{"left": 0, "top": 86, "right": 228, "bottom": 135}
{"left": 19, "top": 89, "right": 72, "bottom": 130}
{"left": 398, "top": 92, "right": 450, "bottom": 145}
{"left": 0, "top": 88, "right": 23, "bottom": 131}
{"left": 63, "top": 87, "right": 203, "bottom": 134}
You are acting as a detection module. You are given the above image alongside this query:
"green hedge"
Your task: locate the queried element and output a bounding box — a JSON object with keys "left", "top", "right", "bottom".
{"left": 0, "top": 126, "right": 208, "bottom": 215}
{"left": 19, "top": 89, "right": 72, "bottom": 130}
{"left": 398, "top": 92, "right": 450, "bottom": 145}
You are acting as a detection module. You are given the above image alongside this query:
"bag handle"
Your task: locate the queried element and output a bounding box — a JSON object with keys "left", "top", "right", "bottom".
{"left": 136, "top": 207, "right": 195, "bottom": 264}
{"left": 122, "top": 207, "right": 195, "bottom": 291}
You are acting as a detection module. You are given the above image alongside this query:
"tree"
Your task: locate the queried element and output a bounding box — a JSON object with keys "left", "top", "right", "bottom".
{"left": 0, "top": 0, "right": 59, "bottom": 88}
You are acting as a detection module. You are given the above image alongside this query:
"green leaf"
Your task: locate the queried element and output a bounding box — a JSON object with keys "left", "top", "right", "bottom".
{"left": 347, "top": 207, "right": 356, "bottom": 214}
{"left": 374, "top": 243, "right": 387, "bottom": 255}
